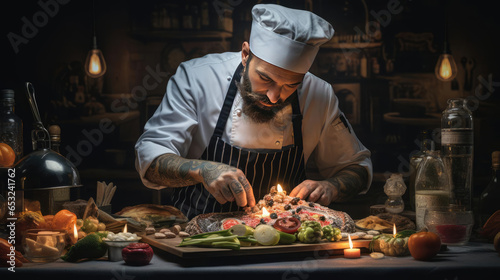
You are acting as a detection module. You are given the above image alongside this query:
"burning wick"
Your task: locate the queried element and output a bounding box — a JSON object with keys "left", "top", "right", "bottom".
{"left": 393, "top": 224, "right": 397, "bottom": 238}
{"left": 277, "top": 184, "right": 283, "bottom": 193}
{"left": 123, "top": 224, "right": 128, "bottom": 233}
{"left": 344, "top": 234, "right": 360, "bottom": 258}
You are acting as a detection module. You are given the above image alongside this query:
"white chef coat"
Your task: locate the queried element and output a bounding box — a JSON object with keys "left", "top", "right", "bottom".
{"left": 135, "top": 51, "right": 373, "bottom": 192}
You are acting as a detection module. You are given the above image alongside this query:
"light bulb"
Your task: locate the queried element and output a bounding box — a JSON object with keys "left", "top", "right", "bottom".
{"left": 435, "top": 53, "right": 457, "bottom": 82}
{"left": 85, "top": 48, "right": 107, "bottom": 78}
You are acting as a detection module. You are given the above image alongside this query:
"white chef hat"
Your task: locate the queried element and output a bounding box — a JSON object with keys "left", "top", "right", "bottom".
{"left": 249, "top": 4, "right": 334, "bottom": 74}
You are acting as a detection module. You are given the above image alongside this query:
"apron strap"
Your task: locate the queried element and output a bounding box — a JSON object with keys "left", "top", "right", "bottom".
{"left": 213, "top": 63, "right": 244, "bottom": 138}
{"left": 291, "top": 92, "right": 303, "bottom": 147}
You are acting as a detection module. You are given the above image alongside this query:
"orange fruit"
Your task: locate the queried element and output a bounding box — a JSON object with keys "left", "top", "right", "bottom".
{"left": 0, "top": 143, "right": 16, "bottom": 167}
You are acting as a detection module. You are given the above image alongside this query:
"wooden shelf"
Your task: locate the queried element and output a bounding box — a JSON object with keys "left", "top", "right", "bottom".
{"left": 321, "top": 41, "right": 382, "bottom": 50}
{"left": 383, "top": 112, "right": 441, "bottom": 127}
{"left": 57, "top": 111, "right": 140, "bottom": 126}
{"left": 129, "top": 29, "right": 232, "bottom": 41}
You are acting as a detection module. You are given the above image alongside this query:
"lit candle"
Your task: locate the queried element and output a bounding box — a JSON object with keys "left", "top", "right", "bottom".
{"left": 344, "top": 234, "right": 360, "bottom": 259}
{"left": 393, "top": 224, "right": 397, "bottom": 238}
{"left": 123, "top": 224, "right": 128, "bottom": 233}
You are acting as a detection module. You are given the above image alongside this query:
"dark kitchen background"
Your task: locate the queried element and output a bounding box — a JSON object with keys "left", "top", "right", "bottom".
{"left": 1, "top": 0, "right": 499, "bottom": 218}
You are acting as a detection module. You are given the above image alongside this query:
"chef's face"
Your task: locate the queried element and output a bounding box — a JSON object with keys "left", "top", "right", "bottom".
{"left": 239, "top": 47, "right": 304, "bottom": 123}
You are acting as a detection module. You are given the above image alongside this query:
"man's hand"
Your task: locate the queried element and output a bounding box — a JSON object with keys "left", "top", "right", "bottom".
{"left": 200, "top": 163, "right": 255, "bottom": 208}
{"left": 289, "top": 164, "right": 369, "bottom": 205}
{"left": 289, "top": 180, "right": 336, "bottom": 206}
{"left": 145, "top": 153, "right": 255, "bottom": 208}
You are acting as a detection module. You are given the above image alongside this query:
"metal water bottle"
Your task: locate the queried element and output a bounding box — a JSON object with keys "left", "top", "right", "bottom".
{"left": 441, "top": 98, "right": 473, "bottom": 210}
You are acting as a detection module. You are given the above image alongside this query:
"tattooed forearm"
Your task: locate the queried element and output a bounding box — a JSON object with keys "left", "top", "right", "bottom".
{"left": 144, "top": 153, "right": 237, "bottom": 188}
{"left": 326, "top": 164, "right": 369, "bottom": 202}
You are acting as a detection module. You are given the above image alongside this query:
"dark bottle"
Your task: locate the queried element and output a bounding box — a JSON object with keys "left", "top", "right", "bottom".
{"left": 479, "top": 151, "right": 500, "bottom": 227}
{"left": 0, "top": 89, "right": 23, "bottom": 165}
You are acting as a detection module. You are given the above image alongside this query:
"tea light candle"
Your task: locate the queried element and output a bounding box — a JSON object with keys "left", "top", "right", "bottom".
{"left": 344, "top": 234, "right": 360, "bottom": 259}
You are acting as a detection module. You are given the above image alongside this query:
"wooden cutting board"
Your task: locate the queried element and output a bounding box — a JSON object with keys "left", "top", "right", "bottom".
{"left": 138, "top": 233, "right": 371, "bottom": 258}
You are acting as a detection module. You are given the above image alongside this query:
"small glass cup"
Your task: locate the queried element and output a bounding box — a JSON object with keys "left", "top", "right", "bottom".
{"left": 22, "top": 229, "right": 66, "bottom": 262}
{"left": 424, "top": 205, "right": 474, "bottom": 246}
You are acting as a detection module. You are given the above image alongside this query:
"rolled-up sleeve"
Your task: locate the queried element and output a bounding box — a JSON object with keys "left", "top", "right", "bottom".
{"left": 135, "top": 63, "right": 198, "bottom": 189}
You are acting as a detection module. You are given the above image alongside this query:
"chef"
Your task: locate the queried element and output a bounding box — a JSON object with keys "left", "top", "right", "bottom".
{"left": 135, "top": 4, "right": 372, "bottom": 219}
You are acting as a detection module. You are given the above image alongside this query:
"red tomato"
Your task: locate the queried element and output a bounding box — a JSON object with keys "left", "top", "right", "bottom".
{"left": 408, "top": 231, "right": 441, "bottom": 261}
{"left": 122, "top": 243, "right": 153, "bottom": 266}
{"left": 221, "top": 218, "right": 242, "bottom": 230}
{"left": 273, "top": 217, "right": 301, "bottom": 234}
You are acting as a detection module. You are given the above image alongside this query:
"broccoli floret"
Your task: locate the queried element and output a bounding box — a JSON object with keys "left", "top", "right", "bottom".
{"left": 322, "top": 225, "right": 342, "bottom": 242}
{"left": 296, "top": 221, "right": 323, "bottom": 243}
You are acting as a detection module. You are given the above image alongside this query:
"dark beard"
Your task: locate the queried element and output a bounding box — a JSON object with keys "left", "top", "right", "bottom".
{"left": 236, "top": 67, "right": 293, "bottom": 123}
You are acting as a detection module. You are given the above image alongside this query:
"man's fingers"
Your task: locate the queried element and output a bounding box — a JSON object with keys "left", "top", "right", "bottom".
{"left": 308, "top": 187, "right": 323, "bottom": 203}
{"left": 239, "top": 176, "right": 255, "bottom": 207}
{"left": 290, "top": 181, "right": 309, "bottom": 198}
{"left": 212, "top": 190, "right": 228, "bottom": 205}
{"left": 229, "top": 179, "right": 246, "bottom": 206}
{"left": 221, "top": 185, "right": 235, "bottom": 202}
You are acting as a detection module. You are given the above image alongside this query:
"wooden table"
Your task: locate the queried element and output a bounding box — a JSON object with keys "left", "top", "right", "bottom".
{"left": 5, "top": 242, "right": 499, "bottom": 280}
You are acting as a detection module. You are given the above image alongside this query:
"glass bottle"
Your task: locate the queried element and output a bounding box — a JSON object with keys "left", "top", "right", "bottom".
{"left": 415, "top": 149, "right": 451, "bottom": 230}
{"left": 478, "top": 151, "right": 500, "bottom": 227}
{"left": 441, "top": 98, "right": 473, "bottom": 210}
{"left": 0, "top": 89, "right": 23, "bottom": 164}
{"left": 409, "top": 130, "right": 434, "bottom": 211}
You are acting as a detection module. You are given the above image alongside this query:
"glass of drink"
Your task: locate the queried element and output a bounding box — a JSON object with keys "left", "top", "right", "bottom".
{"left": 424, "top": 205, "right": 474, "bottom": 246}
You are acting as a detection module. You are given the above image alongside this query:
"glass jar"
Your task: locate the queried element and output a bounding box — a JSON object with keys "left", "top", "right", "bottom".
{"left": 441, "top": 98, "right": 473, "bottom": 210}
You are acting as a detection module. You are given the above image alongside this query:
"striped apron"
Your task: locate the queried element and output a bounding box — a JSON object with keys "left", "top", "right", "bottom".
{"left": 172, "top": 64, "right": 306, "bottom": 219}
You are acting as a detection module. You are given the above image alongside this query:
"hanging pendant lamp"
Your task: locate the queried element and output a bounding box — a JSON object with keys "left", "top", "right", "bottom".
{"left": 84, "top": 0, "right": 106, "bottom": 78}
{"left": 435, "top": 5, "right": 457, "bottom": 82}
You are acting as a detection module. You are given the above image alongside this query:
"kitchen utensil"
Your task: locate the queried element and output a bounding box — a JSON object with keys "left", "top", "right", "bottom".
{"left": 14, "top": 82, "right": 82, "bottom": 215}
{"left": 464, "top": 58, "right": 475, "bottom": 91}
{"left": 461, "top": 57, "right": 467, "bottom": 88}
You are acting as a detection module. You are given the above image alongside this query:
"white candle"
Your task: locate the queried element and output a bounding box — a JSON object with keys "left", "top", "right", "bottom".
{"left": 344, "top": 234, "right": 360, "bottom": 259}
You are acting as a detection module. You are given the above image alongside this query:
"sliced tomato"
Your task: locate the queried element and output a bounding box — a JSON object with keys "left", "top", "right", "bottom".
{"left": 273, "top": 217, "right": 301, "bottom": 234}
{"left": 220, "top": 218, "right": 242, "bottom": 230}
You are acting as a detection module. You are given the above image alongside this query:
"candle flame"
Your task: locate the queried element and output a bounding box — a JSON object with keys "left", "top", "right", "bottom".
{"left": 123, "top": 224, "right": 128, "bottom": 233}
{"left": 261, "top": 207, "right": 270, "bottom": 217}
{"left": 277, "top": 184, "right": 283, "bottom": 193}
{"left": 348, "top": 234, "right": 353, "bottom": 249}
{"left": 393, "top": 224, "right": 397, "bottom": 237}
{"left": 73, "top": 224, "right": 78, "bottom": 238}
